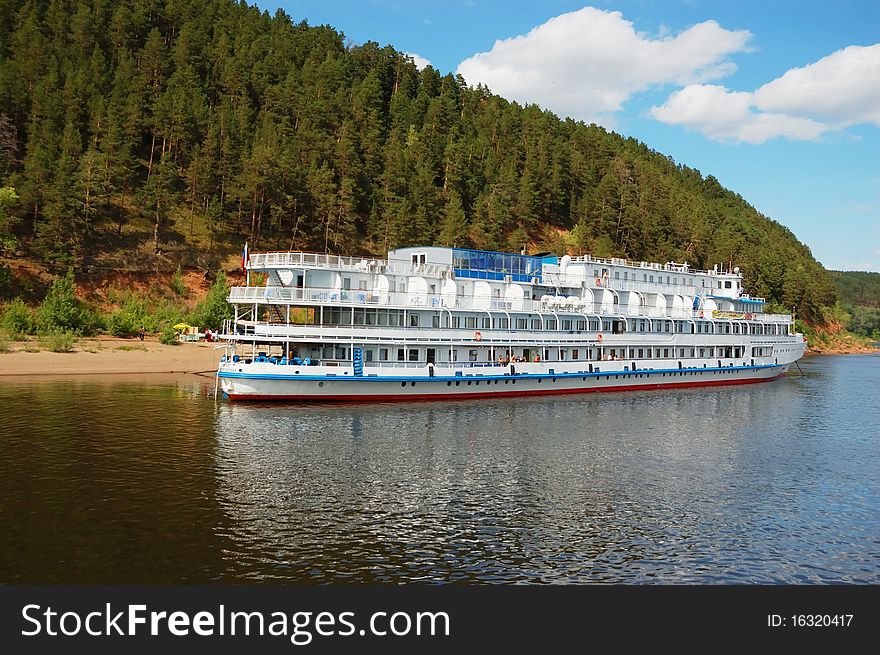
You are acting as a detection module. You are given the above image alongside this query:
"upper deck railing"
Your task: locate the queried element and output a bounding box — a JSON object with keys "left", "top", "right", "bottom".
{"left": 227, "top": 286, "right": 789, "bottom": 323}
{"left": 247, "top": 250, "right": 743, "bottom": 282}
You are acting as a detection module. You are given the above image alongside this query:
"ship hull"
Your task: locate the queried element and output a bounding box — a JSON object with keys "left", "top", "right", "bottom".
{"left": 219, "top": 363, "right": 788, "bottom": 402}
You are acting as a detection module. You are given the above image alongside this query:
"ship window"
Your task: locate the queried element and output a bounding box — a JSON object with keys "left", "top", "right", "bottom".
{"left": 516, "top": 318, "right": 527, "bottom": 329}
{"left": 638, "top": 349, "right": 644, "bottom": 358}
{"left": 365, "top": 350, "right": 374, "bottom": 362}
{"left": 335, "top": 347, "right": 347, "bottom": 359}
{"left": 483, "top": 317, "right": 491, "bottom": 329}
{"left": 379, "top": 348, "right": 388, "bottom": 361}
{"left": 629, "top": 349, "right": 635, "bottom": 358}
{"left": 469, "top": 350, "right": 478, "bottom": 361}
{"left": 655, "top": 349, "right": 661, "bottom": 358}
{"left": 573, "top": 349, "right": 579, "bottom": 359}
{"left": 410, "top": 314, "right": 419, "bottom": 327}
{"left": 467, "top": 316, "right": 478, "bottom": 329}
{"left": 432, "top": 315, "right": 440, "bottom": 328}
{"left": 343, "top": 277, "right": 351, "bottom": 290}
{"left": 354, "top": 309, "right": 365, "bottom": 325}
{"left": 562, "top": 320, "right": 572, "bottom": 330}
{"left": 452, "top": 316, "right": 461, "bottom": 328}
{"left": 594, "top": 269, "right": 599, "bottom": 278}
{"left": 397, "top": 348, "right": 405, "bottom": 361}
{"left": 577, "top": 320, "right": 586, "bottom": 330}
{"left": 323, "top": 346, "right": 333, "bottom": 359}
{"left": 663, "top": 348, "right": 669, "bottom": 358}
{"left": 360, "top": 280, "right": 367, "bottom": 291}
{"left": 546, "top": 319, "right": 556, "bottom": 330}
{"left": 533, "top": 319, "right": 542, "bottom": 329}
{"left": 699, "top": 348, "right": 705, "bottom": 357}
{"left": 408, "top": 349, "right": 419, "bottom": 362}
{"left": 397, "top": 281, "right": 406, "bottom": 293}
{"left": 624, "top": 272, "right": 628, "bottom": 280}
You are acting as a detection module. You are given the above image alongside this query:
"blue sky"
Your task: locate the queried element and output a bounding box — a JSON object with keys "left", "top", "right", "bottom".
{"left": 262, "top": 1, "right": 880, "bottom": 272}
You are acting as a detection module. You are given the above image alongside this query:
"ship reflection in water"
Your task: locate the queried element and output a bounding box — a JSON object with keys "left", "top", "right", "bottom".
{"left": 211, "top": 355, "right": 878, "bottom": 583}
{"left": 0, "top": 355, "right": 876, "bottom": 583}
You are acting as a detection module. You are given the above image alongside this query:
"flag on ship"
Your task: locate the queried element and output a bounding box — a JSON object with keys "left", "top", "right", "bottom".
{"left": 241, "top": 241, "right": 250, "bottom": 271}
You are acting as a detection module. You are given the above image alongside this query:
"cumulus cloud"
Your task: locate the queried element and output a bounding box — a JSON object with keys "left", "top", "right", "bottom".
{"left": 404, "top": 52, "right": 431, "bottom": 71}
{"left": 650, "top": 84, "right": 827, "bottom": 143}
{"left": 651, "top": 44, "right": 880, "bottom": 142}
{"left": 456, "top": 6, "right": 751, "bottom": 124}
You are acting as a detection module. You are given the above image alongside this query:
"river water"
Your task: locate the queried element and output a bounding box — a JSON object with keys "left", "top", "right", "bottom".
{"left": 1, "top": 355, "right": 877, "bottom": 584}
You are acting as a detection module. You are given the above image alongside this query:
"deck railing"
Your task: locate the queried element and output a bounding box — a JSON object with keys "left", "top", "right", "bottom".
{"left": 227, "top": 286, "right": 790, "bottom": 323}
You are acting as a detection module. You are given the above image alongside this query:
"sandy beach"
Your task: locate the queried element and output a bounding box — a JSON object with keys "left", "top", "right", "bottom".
{"left": 0, "top": 336, "right": 225, "bottom": 376}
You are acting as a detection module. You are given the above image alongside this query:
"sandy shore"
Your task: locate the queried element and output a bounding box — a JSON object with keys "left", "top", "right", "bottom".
{"left": 0, "top": 336, "right": 225, "bottom": 376}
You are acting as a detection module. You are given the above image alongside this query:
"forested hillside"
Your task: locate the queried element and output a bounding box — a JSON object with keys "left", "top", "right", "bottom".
{"left": 829, "top": 271, "right": 880, "bottom": 339}
{"left": 0, "top": 0, "right": 837, "bottom": 322}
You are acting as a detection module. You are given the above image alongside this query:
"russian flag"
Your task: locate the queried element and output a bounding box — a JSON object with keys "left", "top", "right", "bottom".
{"left": 241, "top": 241, "right": 250, "bottom": 271}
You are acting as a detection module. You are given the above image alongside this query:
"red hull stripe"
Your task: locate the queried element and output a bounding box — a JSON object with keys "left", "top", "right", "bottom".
{"left": 226, "top": 373, "right": 785, "bottom": 402}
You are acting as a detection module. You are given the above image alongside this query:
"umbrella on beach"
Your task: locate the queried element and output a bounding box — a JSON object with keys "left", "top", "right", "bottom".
{"left": 172, "top": 323, "right": 191, "bottom": 331}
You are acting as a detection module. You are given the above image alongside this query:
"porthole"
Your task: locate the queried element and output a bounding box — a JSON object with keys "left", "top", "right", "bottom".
{"left": 318, "top": 381, "right": 324, "bottom": 387}
{"left": 446, "top": 381, "right": 451, "bottom": 386}
{"left": 401, "top": 382, "right": 406, "bottom": 387}
{"left": 455, "top": 381, "right": 460, "bottom": 386}
{"left": 410, "top": 381, "right": 415, "bottom": 386}
{"left": 467, "top": 380, "right": 472, "bottom": 386}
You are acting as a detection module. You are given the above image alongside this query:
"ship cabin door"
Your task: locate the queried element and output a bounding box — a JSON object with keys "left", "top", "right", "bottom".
{"left": 426, "top": 348, "right": 436, "bottom": 364}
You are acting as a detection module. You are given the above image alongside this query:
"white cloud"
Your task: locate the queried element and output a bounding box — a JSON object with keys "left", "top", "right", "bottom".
{"left": 456, "top": 7, "right": 751, "bottom": 124}
{"left": 650, "top": 84, "right": 827, "bottom": 143}
{"left": 651, "top": 44, "right": 880, "bottom": 142}
{"left": 405, "top": 52, "right": 431, "bottom": 71}
{"left": 754, "top": 45, "right": 880, "bottom": 126}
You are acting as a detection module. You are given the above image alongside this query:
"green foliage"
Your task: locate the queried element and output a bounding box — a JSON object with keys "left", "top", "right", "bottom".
{"left": 106, "top": 291, "right": 185, "bottom": 337}
{"left": 35, "top": 270, "right": 100, "bottom": 335}
{"left": 829, "top": 271, "right": 880, "bottom": 308}
{"left": 159, "top": 325, "right": 180, "bottom": 345}
{"left": 170, "top": 265, "right": 187, "bottom": 297}
{"left": 39, "top": 329, "right": 78, "bottom": 353}
{"left": 0, "top": 0, "right": 839, "bottom": 324}
{"left": 1, "top": 298, "right": 34, "bottom": 336}
{"left": 828, "top": 271, "right": 880, "bottom": 337}
{"left": 187, "top": 271, "right": 231, "bottom": 330}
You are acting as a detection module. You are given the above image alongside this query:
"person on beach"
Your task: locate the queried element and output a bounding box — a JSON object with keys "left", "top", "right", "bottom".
{"left": 139, "top": 326, "right": 146, "bottom": 341}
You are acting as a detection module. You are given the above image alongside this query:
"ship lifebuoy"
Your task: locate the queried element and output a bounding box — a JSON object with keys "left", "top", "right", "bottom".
{"left": 595, "top": 277, "right": 602, "bottom": 287}
{"left": 474, "top": 331, "right": 482, "bottom": 341}
{"left": 597, "top": 333, "right": 603, "bottom": 342}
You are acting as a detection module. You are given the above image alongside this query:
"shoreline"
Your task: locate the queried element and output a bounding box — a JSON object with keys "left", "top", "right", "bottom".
{"left": 0, "top": 336, "right": 225, "bottom": 376}
{"left": 0, "top": 335, "right": 875, "bottom": 377}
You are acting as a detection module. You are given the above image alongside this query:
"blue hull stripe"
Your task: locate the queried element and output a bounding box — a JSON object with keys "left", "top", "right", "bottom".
{"left": 218, "top": 363, "right": 781, "bottom": 383}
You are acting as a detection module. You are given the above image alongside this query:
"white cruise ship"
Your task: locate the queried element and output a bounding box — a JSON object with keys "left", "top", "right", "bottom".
{"left": 216, "top": 246, "right": 806, "bottom": 401}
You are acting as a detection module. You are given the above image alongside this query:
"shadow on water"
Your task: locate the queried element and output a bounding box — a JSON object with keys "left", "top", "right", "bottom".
{"left": 0, "top": 356, "right": 878, "bottom": 583}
